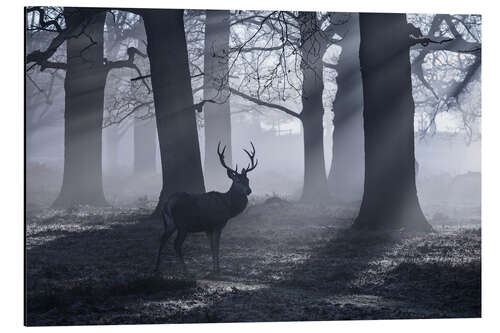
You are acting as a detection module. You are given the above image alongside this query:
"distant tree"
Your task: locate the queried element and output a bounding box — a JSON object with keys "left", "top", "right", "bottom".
{"left": 103, "top": 121, "right": 130, "bottom": 172}
{"left": 296, "top": 12, "right": 331, "bottom": 202}
{"left": 353, "top": 13, "right": 432, "bottom": 232}
{"left": 327, "top": 13, "right": 364, "bottom": 204}
{"left": 102, "top": 16, "right": 158, "bottom": 176}
{"left": 133, "top": 117, "right": 157, "bottom": 175}
{"left": 228, "top": 11, "right": 347, "bottom": 202}
{"left": 25, "top": 70, "right": 64, "bottom": 161}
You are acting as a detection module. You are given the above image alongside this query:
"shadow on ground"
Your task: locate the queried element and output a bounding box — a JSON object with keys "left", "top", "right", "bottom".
{"left": 25, "top": 199, "right": 480, "bottom": 325}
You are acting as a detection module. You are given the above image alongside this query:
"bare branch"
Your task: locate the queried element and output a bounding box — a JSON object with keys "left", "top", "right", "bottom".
{"left": 229, "top": 87, "right": 300, "bottom": 119}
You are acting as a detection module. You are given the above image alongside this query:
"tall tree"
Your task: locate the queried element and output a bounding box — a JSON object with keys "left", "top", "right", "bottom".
{"left": 102, "top": 19, "right": 156, "bottom": 176}
{"left": 296, "top": 12, "right": 330, "bottom": 202}
{"left": 52, "top": 8, "right": 108, "bottom": 207}
{"left": 139, "top": 9, "right": 206, "bottom": 215}
{"left": 327, "top": 13, "right": 364, "bottom": 204}
{"left": 353, "top": 13, "right": 432, "bottom": 232}
{"left": 103, "top": 120, "right": 131, "bottom": 172}
{"left": 27, "top": 7, "right": 145, "bottom": 207}
{"left": 203, "top": 10, "right": 233, "bottom": 191}
{"left": 229, "top": 11, "right": 345, "bottom": 202}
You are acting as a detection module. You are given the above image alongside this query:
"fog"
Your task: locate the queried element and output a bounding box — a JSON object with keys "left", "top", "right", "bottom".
{"left": 27, "top": 98, "right": 481, "bottom": 209}
{"left": 26, "top": 10, "right": 481, "bottom": 214}
{"left": 25, "top": 9, "right": 481, "bottom": 325}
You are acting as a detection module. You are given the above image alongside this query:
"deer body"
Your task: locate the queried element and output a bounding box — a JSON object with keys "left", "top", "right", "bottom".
{"left": 164, "top": 189, "right": 248, "bottom": 232}
{"left": 154, "top": 143, "right": 257, "bottom": 274}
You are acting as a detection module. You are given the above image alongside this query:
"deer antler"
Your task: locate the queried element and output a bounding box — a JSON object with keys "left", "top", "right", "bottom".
{"left": 217, "top": 142, "right": 236, "bottom": 174}
{"left": 242, "top": 142, "right": 258, "bottom": 174}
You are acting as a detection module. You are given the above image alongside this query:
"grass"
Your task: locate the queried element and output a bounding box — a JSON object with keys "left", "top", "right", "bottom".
{"left": 25, "top": 198, "right": 481, "bottom": 325}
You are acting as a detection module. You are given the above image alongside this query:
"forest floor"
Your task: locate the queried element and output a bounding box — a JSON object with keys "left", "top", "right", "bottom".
{"left": 25, "top": 197, "right": 481, "bottom": 326}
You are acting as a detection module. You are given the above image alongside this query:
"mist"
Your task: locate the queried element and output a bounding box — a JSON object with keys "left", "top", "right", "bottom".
{"left": 25, "top": 8, "right": 481, "bottom": 325}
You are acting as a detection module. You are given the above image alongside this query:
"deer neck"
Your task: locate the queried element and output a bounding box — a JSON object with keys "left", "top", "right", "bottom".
{"left": 225, "top": 184, "right": 248, "bottom": 217}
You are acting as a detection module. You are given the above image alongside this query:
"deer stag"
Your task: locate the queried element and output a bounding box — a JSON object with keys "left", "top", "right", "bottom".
{"left": 154, "top": 142, "right": 258, "bottom": 275}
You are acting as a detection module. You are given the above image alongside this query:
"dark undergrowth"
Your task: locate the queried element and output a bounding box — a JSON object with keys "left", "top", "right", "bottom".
{"left": 25, "top": 198, "right": 481, "bottom": 325}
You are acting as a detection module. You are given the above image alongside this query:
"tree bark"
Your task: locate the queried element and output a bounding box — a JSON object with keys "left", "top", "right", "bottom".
{"left": 52, "top": 8, "right": 108, "bottom": 208}
{"left": 353, "top": 13, "right": 432, "bottom": 232}
{"left": 328, "top": 13, "right": 364, "bottom": 204}
{"left": 134, "top": 116, "right": 157, "bottom": 175}
{"left": 203, "top": 10, "right": 232, "bottom": 191}
{"left": 142, "top": 9, "right": 205, "bottom": 216}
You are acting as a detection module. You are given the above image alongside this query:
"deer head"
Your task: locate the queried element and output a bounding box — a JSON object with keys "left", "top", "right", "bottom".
{"left": 217, "top": 142, "right": 258, "bottom": 196}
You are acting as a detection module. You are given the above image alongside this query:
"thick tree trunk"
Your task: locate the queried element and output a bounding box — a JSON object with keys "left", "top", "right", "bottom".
{"left": 299, "top": 66, "right": 329, "bottom": 203}
{"left": 353, "top": 13, "right": 431, "bottom": 232}
{"left": 298, "top": 12, "right": 330, "bottom": 203}
{"left": 142, "top": 9, "right": 205, "bottom": 216}
{"left": 203, "top": 10, "right": 232, "bottom": 191}
{"left": 52, "top": 9, "right": 108, "bottom": 208}
{"left": 134, "top": 116, "right": 157, "bottom": 175}
{"left": 301, "top": 109, "right": 329, "bottom": 203}
{"left": 328, "top": 13, "right": 364, "bottom": 204}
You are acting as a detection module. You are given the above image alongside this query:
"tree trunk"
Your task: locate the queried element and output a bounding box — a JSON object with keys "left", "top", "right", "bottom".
{"left": 142, "top": 9, "right": 205, "bottom": 216}
{"left": 52, "top": 9, "right": 108, "bottom": 208}
{"left": 299, "top": 66, "right": 329, "bottom": 203}
{"left": 328, "top": 13, "right": 364, "bottom": 204}
{"left": 203, "top": 10, "right": 232, "bottom": 191}
{"left": 134, "top": 116, "right": 157, "bottom": 175}
{"left": 298, "top": 12, "right": 329, "bottom": 203}
{"left": 301, "top": 108, "right": 329, "bottom": 203}
{"left": 353, "top": 13, "right": 431, "bottom": 232}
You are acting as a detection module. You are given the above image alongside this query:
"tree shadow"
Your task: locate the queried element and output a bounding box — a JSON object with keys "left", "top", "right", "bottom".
{"left": 169, "top": 226, "right": 480, "bottom": 322}
{"left": 276, "top": 228, "right": 401, "bottom": 293}
{"left": 147, "top": 228, "right": 411, "bottom": 323}
{"left": 25, "top": 212, "right": 205, "bottom": 325}
{"left": 25, "top": 207, "right": 480, "bottom": 325}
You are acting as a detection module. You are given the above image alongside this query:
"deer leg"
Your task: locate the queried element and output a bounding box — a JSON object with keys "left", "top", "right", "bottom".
{"left": 211, "top": 229, "right": 222, "bottom": 274}
{"left": 174, "top": 229, "right": 188, "bottom": 273}
{"left": 154, "top": 226, "right": 176, "bottom": 272}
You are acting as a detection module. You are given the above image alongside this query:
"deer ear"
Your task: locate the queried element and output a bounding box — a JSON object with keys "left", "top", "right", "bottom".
{"left": 227, "top": 169, "right": 235, "bottom": 179}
